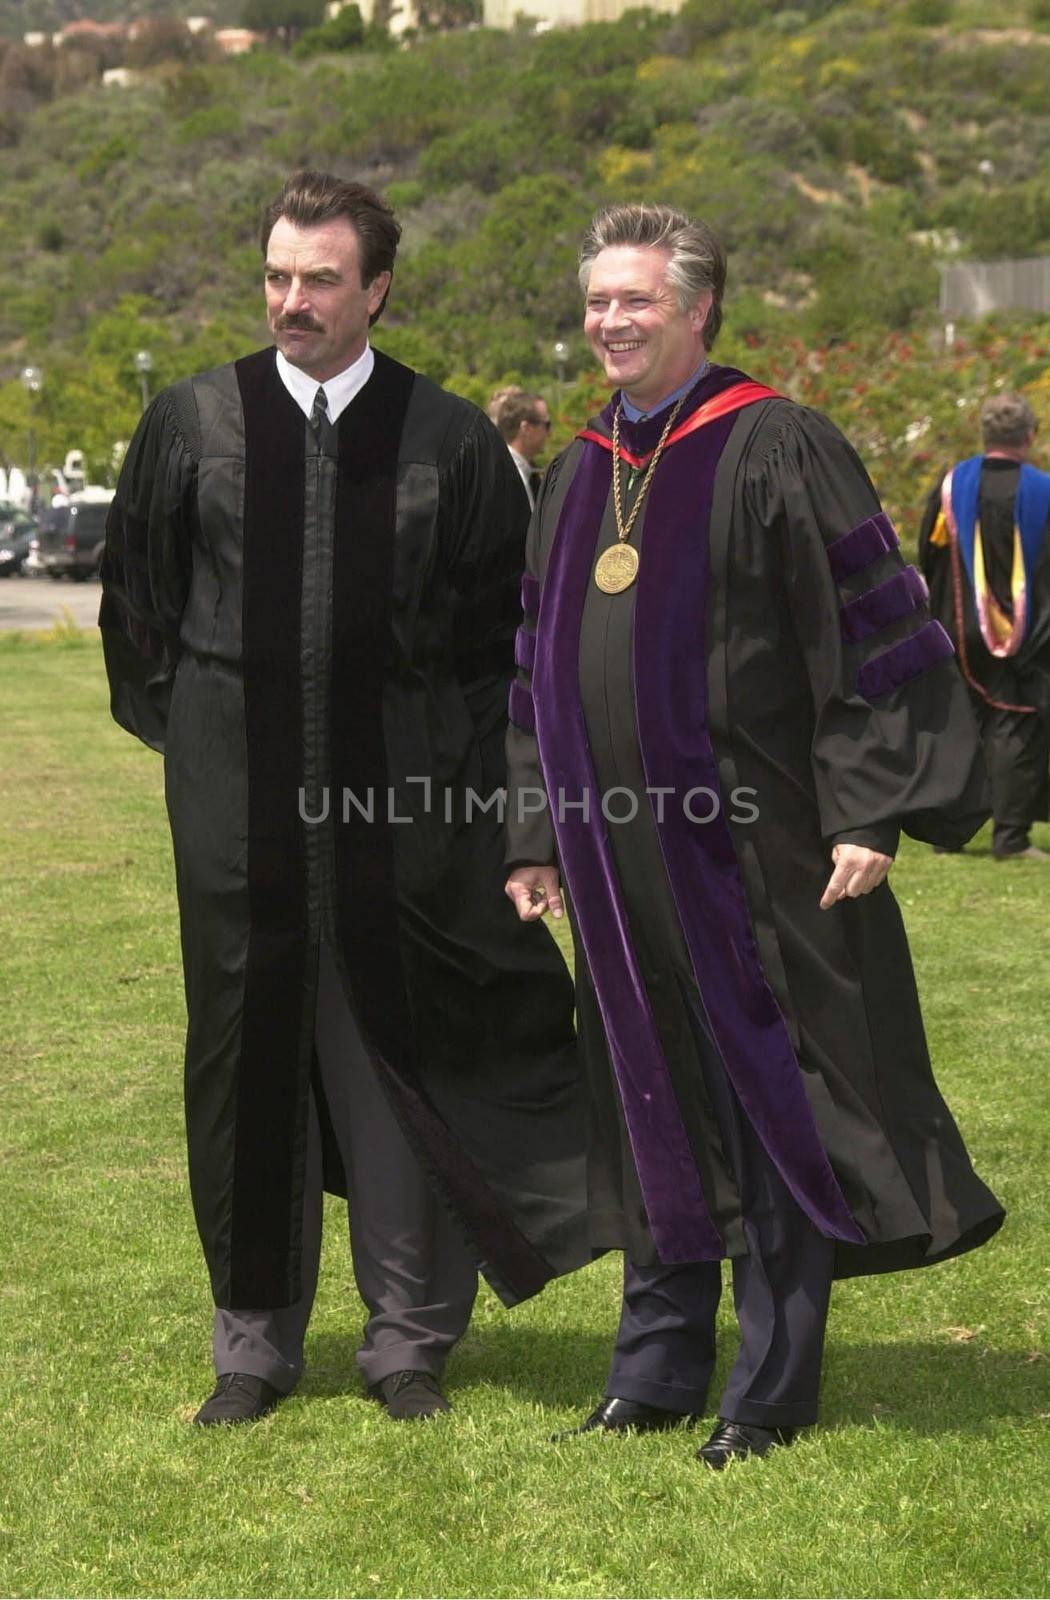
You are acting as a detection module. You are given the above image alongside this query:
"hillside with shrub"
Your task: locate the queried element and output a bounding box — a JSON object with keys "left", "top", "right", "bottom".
{"left": 1, "top": 0, "right": 1049, "bottom": 535}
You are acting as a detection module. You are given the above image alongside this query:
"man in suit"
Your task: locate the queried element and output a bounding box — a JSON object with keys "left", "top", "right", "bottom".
{"left": 100, "top": 169, "right": 591, "bottom": 1428}
{"left": 492, "top": 388, "right": 552, "bottom": 511}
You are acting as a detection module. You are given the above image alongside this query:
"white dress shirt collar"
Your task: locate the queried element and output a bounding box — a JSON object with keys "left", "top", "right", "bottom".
{"left": 509, "top": 446, "right": 535, "bottom": 507}
{"left": 275, "top": 343, "right": 375, "bottom": 424}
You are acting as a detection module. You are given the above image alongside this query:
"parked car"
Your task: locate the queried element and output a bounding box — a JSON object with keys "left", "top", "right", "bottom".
{"left": 36, "top": 487, "right": 114, "bottom": 581}
{"left": 0, "top": 509, "right": 40, "bottom": 576}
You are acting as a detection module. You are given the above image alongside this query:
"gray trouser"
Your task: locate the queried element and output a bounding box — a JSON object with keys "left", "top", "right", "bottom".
{"left": 213, "top": 944, "right": 478, "bottom": 1392}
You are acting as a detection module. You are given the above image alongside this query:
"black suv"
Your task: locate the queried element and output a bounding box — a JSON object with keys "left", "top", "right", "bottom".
{"left": 37, "top": 490, "right": 114, "bottom": 581}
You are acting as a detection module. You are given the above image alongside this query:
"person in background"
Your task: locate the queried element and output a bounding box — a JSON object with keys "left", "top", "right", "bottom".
{"left": 486, "top": 384, "right": 523, "bottom": 423}
{"left": 492, "top": 389, "right": 552, "bottom": 512}
{"left": 919, "top": 392, "right": 1050, "bottom": 860}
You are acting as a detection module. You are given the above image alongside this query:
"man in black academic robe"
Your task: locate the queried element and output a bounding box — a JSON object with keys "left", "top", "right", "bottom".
{"left": 505, "top": 203, "right": 1004, "bottom": 1469}
{"left": 100, "top": 170, "right": 591, "bottom": 1426}
{"left": 919, "top": 391, "right": 1050, "bottom": 860}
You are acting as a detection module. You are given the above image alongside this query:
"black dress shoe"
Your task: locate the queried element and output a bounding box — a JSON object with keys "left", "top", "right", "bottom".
{"left": 193, "top": 1372, "right": 283, "bottom": 1426}
{"left": 554, "top": 1395, "right": 699, "bottom": 1440}
{"left": 369, "top": 1369, "right": 450, "bottom": 1421}
{"left": 697, "top": 1417, "right": 796, "bottom": 1469}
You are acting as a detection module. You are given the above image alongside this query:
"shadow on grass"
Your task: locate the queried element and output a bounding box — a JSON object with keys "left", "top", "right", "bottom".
{"left": 301, "top": 1325, "right": 1048, "bottom": 1435}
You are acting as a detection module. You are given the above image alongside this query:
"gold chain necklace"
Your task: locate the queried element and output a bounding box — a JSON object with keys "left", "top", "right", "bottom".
{"left": 593, "top": 395, "right": 687, "bottom": 594}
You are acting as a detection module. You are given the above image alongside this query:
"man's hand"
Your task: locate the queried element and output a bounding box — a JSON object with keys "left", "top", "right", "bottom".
{"left": 819, "top": 843, "right": 893, "bottom": 911}
{"left": 505, "top": 864, "right": 564, "bottom": 921}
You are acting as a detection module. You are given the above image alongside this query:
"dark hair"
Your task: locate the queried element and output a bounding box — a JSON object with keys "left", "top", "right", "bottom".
{"left": 261, "top": 169, "right": 402, "bottom": 325}
{"left": 579, "top": 203, "right": 727, "bottom": 349}
{"left": 493, "top": 390, "right": 545, "bottom": 441}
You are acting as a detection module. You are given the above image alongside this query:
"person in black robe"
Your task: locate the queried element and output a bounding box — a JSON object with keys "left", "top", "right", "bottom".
{"left": 505, "top": 203, "right": 1004, "bottom": 1469}
{"left": 100, "top": 170, "right": 591, "bottom": 1427}
{"left": 919, "top": 391, "right": 1050, "bottom": 860}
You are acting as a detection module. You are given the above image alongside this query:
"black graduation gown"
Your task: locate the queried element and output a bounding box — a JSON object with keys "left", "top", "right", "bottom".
{"left": 919, "top": 460, "right": 1050, "bottom": 828}
{"left": 100, "top": 346, "right": 592, "bottom": 1311}
{"left": 507, "top": 378, "right": 1004, "bottom": 1278}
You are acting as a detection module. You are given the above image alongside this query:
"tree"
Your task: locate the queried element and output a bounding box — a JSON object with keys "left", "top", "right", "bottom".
{"left": 293, "top": 3, "right": 365, "bottom": 58}
{"left": 127, "top": 19, "right": 218, "bottom": 68}
{"left": 242, "top": 0, "right": 326, "bottom": 48}
{"left": 414, "top": 0, "right": 480, "bottom": 31}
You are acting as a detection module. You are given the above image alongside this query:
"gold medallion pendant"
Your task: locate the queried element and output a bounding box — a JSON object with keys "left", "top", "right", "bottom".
{"left": 594, "top": 393, "right": 687, "bottom": 593}
{"left": 594, "top": 542, "right": 640, "bottom": 594}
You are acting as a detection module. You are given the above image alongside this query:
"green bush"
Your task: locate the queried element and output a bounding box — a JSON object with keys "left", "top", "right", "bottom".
{"left": 386, "top": 179, "right": 425, "bottom": 210}
{"left": 418, "top": 124, "right": 524, "bottom": 194}
{"left": 175, "top": 102, "right": 243, "bottom": 144}
{"left": 804, "top": 225, "right": 939, "bottom": 339}
{"left": 292, "top": 3, "right": 366, "bottom": 57}
{"left": 908, "top": 0, "right": 950, "bottom": 23}
{"left": 75, "top": 131, "right": 138, "bottom": 182}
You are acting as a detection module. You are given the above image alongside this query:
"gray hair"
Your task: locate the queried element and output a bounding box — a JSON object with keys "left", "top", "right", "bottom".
{"left": 980, "top": 392, "right": 1037, "bottom": 450}
{"left": 578, "top": 203, "right": 727, "bottom": 348}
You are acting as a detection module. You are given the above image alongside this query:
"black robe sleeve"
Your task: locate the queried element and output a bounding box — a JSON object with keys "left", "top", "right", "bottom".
{"left": 503, "top": 457, "right": 560, "bottom": 869}
{"left": 99, "top": 391, "right": 194, "bottom": 754}
{"left": 441, "top": 408, "right": 530, "bottom": 794}
{"left": 747, "top": 406, "right": 988, "bottom": 852}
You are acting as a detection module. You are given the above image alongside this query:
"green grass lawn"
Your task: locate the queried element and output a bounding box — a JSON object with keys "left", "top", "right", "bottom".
{"left": 1, "top": 634, "right": 1048, "bottom": 1600}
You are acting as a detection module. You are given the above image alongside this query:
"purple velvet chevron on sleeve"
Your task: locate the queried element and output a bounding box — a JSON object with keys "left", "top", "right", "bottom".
{"left": 514, "top": 625, "right": 536, "bottom": 673}
{"left": 840, "top": 566, "right": 928, "bottom": 643}
{"left": 857, "top": 620, "right": 955, "bottom": 700}
{"left": 827, "top": 511, "right": 899, "bottom": 581}
{"left": 521, "top": 575, "right": 540, "bottom": 621}
{"left": 508, "top": 678, "right": 536, "bottom": 733}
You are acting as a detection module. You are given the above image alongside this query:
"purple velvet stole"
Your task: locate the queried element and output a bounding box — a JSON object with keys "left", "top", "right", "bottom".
{"left": 532, "top": 377, "right": 864, "bottom": 1260}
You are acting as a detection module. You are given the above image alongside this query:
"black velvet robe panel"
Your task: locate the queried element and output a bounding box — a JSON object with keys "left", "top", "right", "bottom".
{"left": 101, "top": 347, "right": 591, "bottom": 1310}
{"left": 507, "top": 386, "right": 1004, "bottom": 1278}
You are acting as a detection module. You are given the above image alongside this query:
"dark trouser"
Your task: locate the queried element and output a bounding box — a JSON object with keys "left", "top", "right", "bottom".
{"left": 994, "top": 820, "right": 1033, "bottom": 857}
{"left": 608, "top": 1004, "right": 836, "bottom": 1431}
{"left": 213, "top": 944, "right": 478, "bottom": 1393}
{"left": 977, "top": 702, "right": 1050, "bottom": 857}
{"left": 608, "top": 1211, "right": 834, "bottom": 1430}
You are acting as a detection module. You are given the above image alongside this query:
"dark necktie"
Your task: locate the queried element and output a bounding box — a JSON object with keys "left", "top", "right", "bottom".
{"left": 309, "top": 385, "right": 333, "bottom": 451}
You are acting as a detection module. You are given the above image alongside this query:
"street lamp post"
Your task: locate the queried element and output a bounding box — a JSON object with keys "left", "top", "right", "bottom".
{"left": 135, "top": 349, "right": 154, "bottom": 412}
{"left": 552, "top": 340, "right": 569, "bottom": 389}
{"left": 20, "top": 365, "right": 42, "bottom": 509}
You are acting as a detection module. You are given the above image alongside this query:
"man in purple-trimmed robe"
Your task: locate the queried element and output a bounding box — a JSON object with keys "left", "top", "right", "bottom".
{"left": 504, "top": 203, "right": 1004, "bottom": 1469}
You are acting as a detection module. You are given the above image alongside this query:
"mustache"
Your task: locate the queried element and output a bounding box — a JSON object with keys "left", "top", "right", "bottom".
{"left": 276, "top": 314, "right": 324, "bottom": 332}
